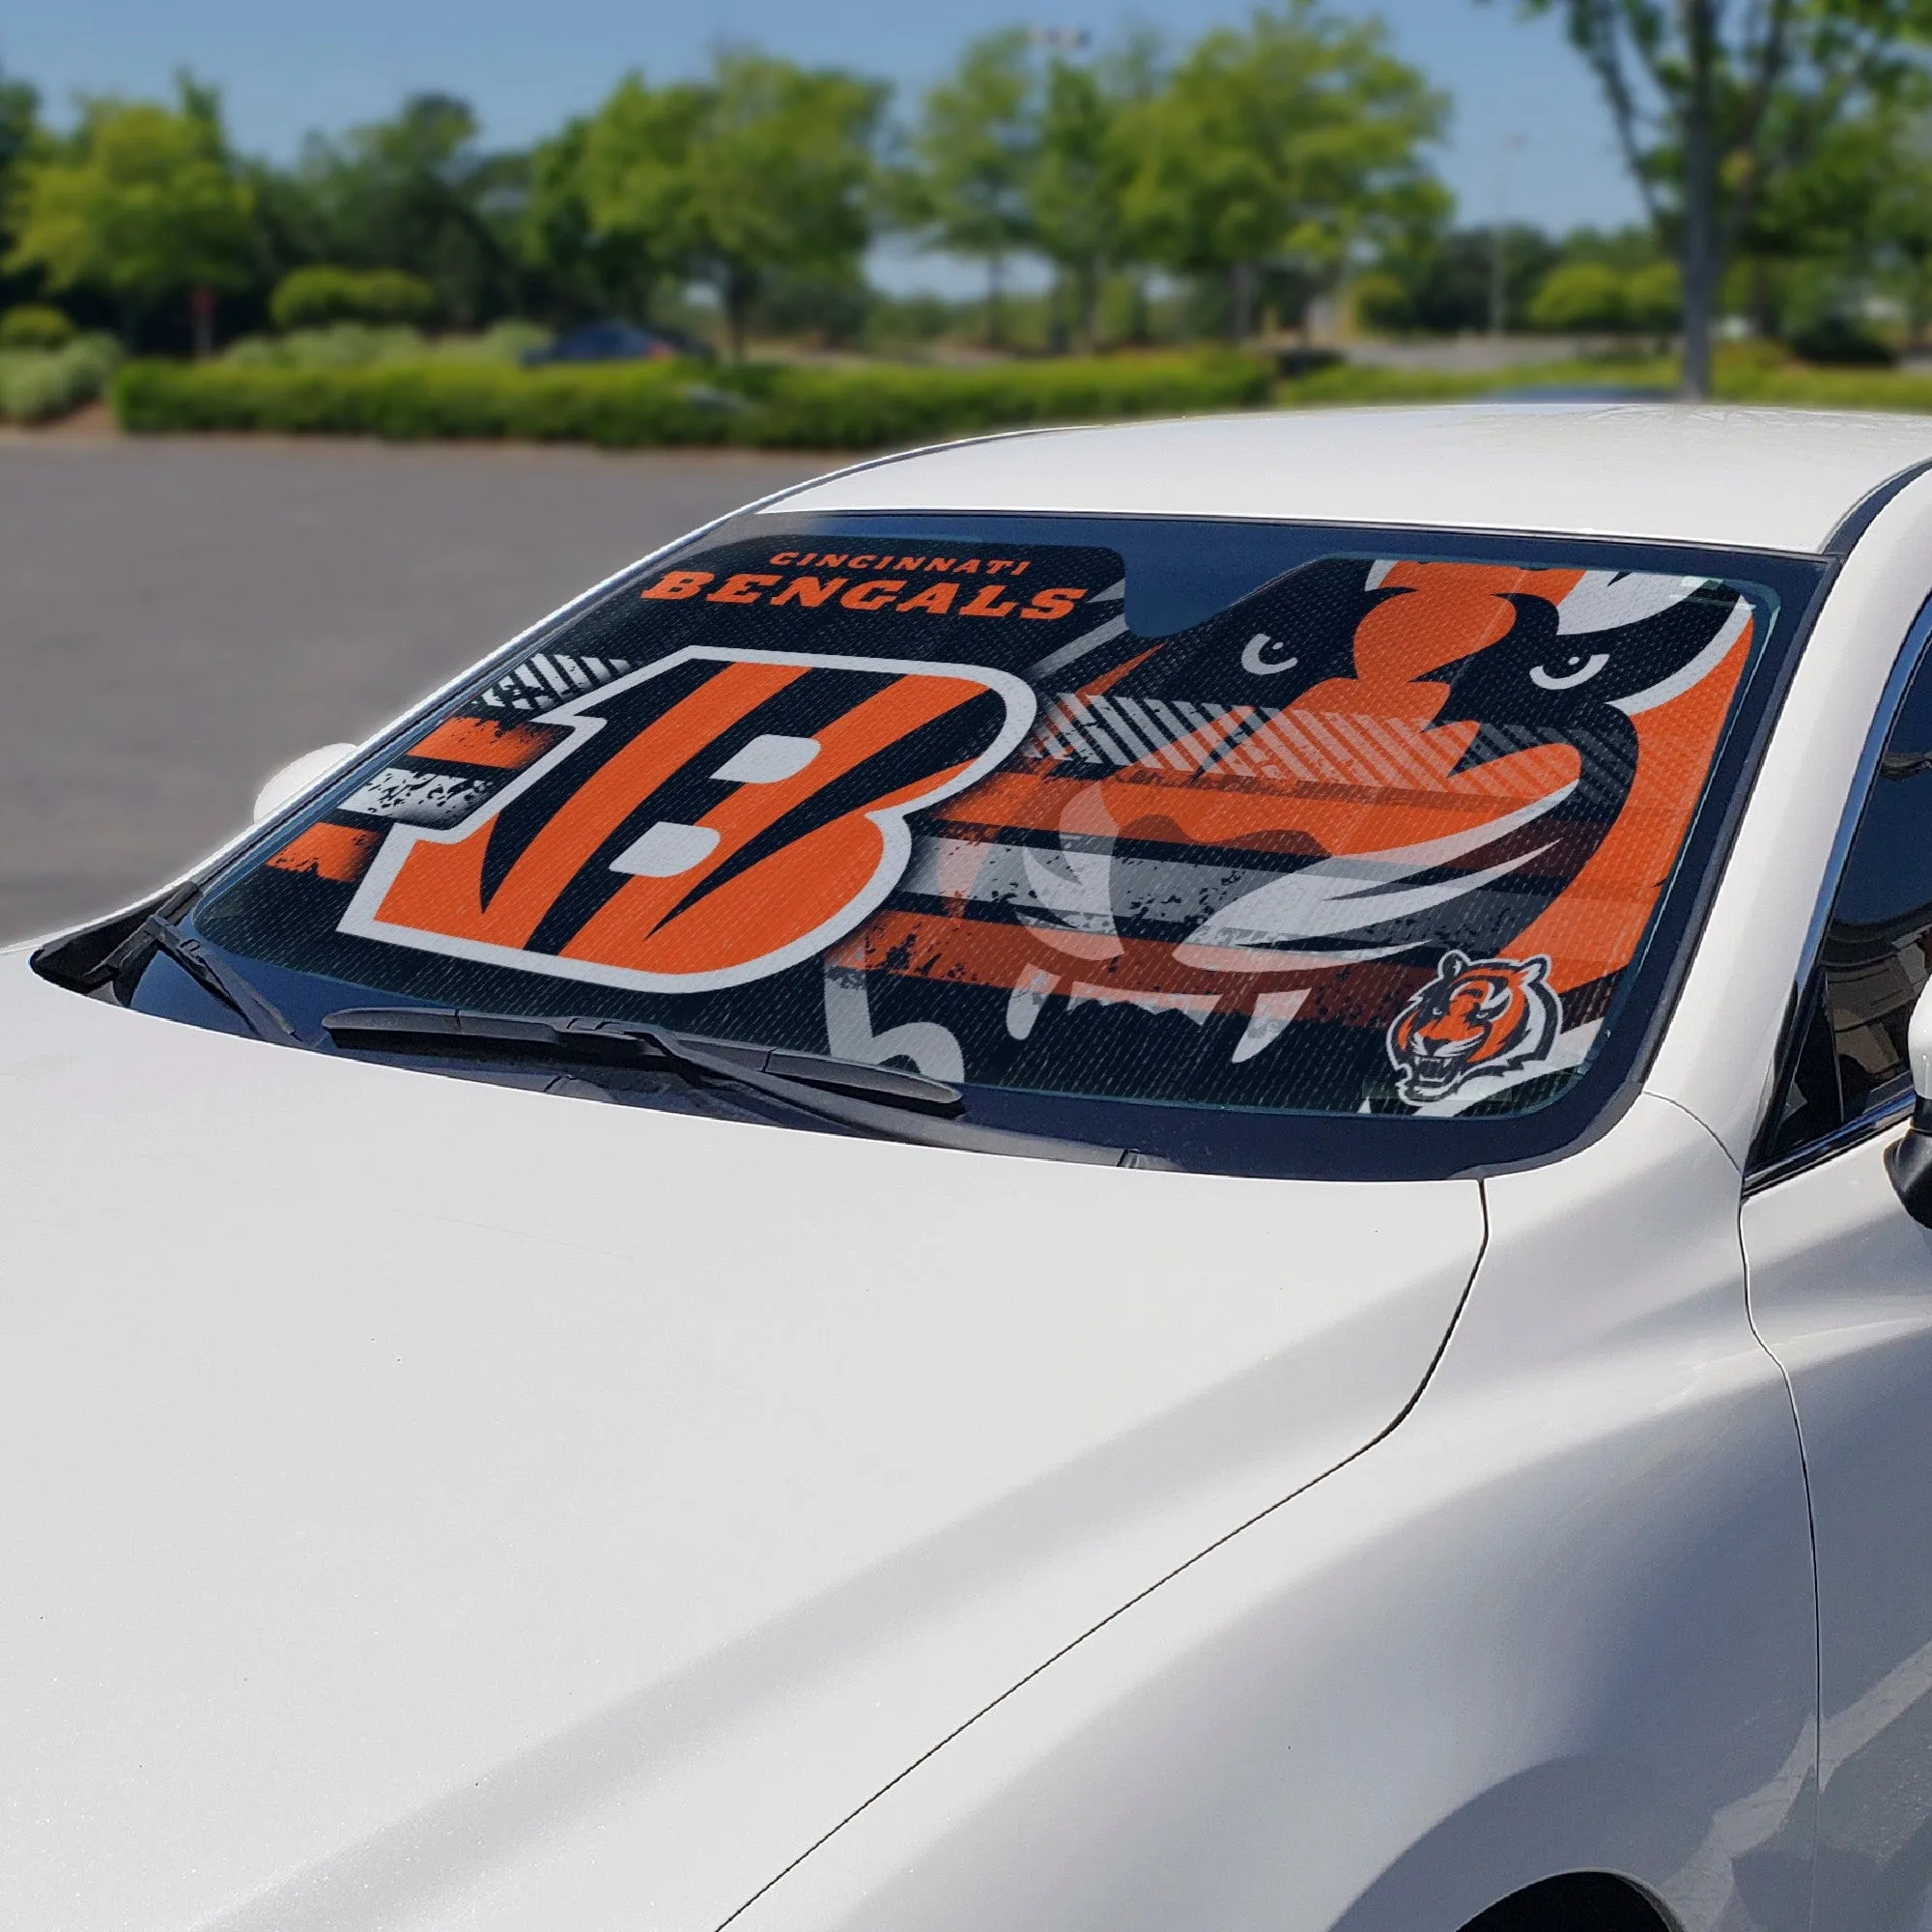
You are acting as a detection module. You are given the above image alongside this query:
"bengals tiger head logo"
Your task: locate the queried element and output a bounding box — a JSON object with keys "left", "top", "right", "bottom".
{"left": 1385, "top": 951, "right": 1561, "bottom": 1107}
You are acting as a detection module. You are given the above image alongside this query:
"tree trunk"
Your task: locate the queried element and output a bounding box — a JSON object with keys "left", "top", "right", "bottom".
{"left": 1079, "top": 261, "right": 1100, "bottom": 355}
{"left": 1748, "top": 255, "right": 1777, "bottom": 341}
{"left": 1680, "top": 0, "right": 1719, "bottom": 399}
{"left": 1230, "top": 260, "right": 1258, "bottom": 343}
{"left": 724, "top": 267, "right": 754, "bottom": 361}
{"left": 190, "top": 285, "right": 215, "bottom": 361}
{"left": 985, "top": 255, "right": 1006, "bottom": 349}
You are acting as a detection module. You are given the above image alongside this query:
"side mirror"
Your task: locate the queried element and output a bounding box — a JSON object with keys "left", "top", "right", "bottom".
{"left": 1888, "top": 978, "right": 1932, "bottom": 1225}
{"left": 252, "top": 743, "right": 355, "bottom": 824}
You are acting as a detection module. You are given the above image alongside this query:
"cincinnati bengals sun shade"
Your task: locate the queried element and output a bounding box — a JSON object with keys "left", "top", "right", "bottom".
{"left": 194, "top": 531, "right": 1775, "bottom": 1122}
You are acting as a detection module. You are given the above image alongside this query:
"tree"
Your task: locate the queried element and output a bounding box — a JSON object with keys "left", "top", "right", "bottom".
{"left": 560, "top": 78, "right": 711, "bottom": 325}
{"left": 0, "top": 59, "right": 36, "bottom": 185}
{"left": 1380, "top": 223, "right": 1562, "bottom": 332}
{"left": 7, "top": 77, "right": 254, "bottom": 350}
{"left": 1867, "top": 112, "right": 1932, "bottom": 347}
{"left": 582, "top": 55, "right": 883, "bottom": 359}
{"left": 1027, "top": 35, "right": 1160, "bottom": 351}
{"left": 285, "top": 96, "right": 525, "bottom": 327}
{"left": 0, "top": 57, "right": 44, "bottom": 313}
{"left": 903, "top": 30, "right": 1039, "bottom": 345}
{"left": 525, "top": 103, "right": 680, "bottom": 324}
{"left": 1506, "top": 0, "right": 1932, "bottom": 397}
{"left": 1122, "top": 2, "right": 1445, "bottom": 340}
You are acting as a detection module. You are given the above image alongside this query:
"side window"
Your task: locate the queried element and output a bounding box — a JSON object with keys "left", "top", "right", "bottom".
{"left": 1763, "top": 647, "right": 1932, "bottom": 1163}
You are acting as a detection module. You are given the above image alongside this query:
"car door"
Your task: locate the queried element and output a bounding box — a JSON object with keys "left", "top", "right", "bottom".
{"left": 1742, "top": 625, "right": 1932, "bottom": 1931}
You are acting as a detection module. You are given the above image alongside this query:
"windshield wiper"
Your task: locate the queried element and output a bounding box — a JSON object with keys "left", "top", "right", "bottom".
{"left": 321, "top": 1006, "right": 1170, "bottom": 1169}
{"left": 138, "top": 915, "right": 302, "bottom": 1045}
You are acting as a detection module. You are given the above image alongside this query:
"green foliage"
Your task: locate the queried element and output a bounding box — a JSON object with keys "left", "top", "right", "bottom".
{"left": 1028, "top": 37, "right": 1163, "bottom": 351}
{"left": 1623, "top": 260, "right": 1684, "bottom": 329}
{"left": 0, "top": 330, "right": 120, "bottom": 422}
{"left": 1528, "top": 261, "right": 1632, "bottom": 330}
{"left": 570, "top": 55, "right": 885, "bottom": 357}
{"left": 1277, "top": 360, "right": 1490, "bottom": 406}
{"left": 899, "top": 30, "right": 1039, "bottom": 343}
{"left": 0, "top": 63, "right": 37, "bottom": 180}
{"left": 1525, "top": 258, "right": 1682, "bottom": 331}
{"left": 1366, "top": 223, "right": 1564, "bottom": 333}
{"left": 1505, "top": 0, "right": 1932, "bottom": 392}
{"left": 0, "top": 302, "right": 74, "bottom": 347}
{"left": 523, "top": 109, "right": 662, "bottom": 324}
{"left": 265, "top": 96, "right": 525, "bottom": 331}
{"left": 221, "top": 319, "right": 547, "bottom": 369}
{"left": 1122, "top": 0, "right": 1446, "bottom": 338}
{"left": 5, "top": 79, "right": 253, "bottom": 326}
{"left": 1718, "top": 350, "right": 1932, "bottom": 400}
{"left": 269, "top": 265, "right": 435, "bottom": 329}
{"left": 1350, "top": 270, "right": 1412, "bottom": 331}
{"left": 0, "top": 60, "right": 44, "bottom": 307}
{"left": 1787, "top": 311, "right": 1898, "bottom": 364}
{"left": 111, "top": 348, "right": 1271, "bottom": 446}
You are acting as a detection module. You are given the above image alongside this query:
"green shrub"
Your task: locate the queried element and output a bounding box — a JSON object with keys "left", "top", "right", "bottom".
{"left": 426, "top": 320, "right": 553, "bottom": 364}
{"left": 111, "top": 350, "right": 1274, "bottom": 448}
{"left": 0, "top": 333, "right": 122, "bottom": 424}
{"left": 269, "top": 267, "right": 437, "bottom": 332}
{"left": 222, "top": 319, "right": 553, "bottom": 372}
{"left": 713, "top": 353, "right": 1271, "bottom": 447}
{"left": 1277, "top": 362, "right": 1490, "bottom": 407}
{"left": 222, "top": 323, "right": 428, "bottom": 370}
{"left": 1528, "top": 262, "right": 1631, "bottom": 332}
{"left": 113, "top": 359, "right": 734, "bottom": 443}
{"left": 0, "top": 303, "right": 75, "bottom": 350}
{"left": 1623, "top": 262, "right": 1683, "bottom": 331}
{"left": 1350, "top": 270, "right": 1413, "bottom": 333}
{"left": 1786, "top": 313, "right": 1897, "bottom": 368}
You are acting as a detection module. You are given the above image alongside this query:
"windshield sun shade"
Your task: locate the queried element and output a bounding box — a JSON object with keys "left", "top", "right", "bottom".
{"left": 141, "top": 513, "right": 1819, "bottom": 1179}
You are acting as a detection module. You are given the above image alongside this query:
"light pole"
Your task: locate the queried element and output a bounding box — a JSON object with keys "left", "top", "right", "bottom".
{"left": 1490, "top": 133, "right": 1525, "bottom": 339}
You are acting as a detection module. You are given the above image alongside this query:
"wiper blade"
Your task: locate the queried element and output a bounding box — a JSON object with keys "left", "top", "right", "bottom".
{"left": 324, "top": 1006, "right": 962, "bottom": 1109}
{"left": 322, "top": 1006, "right": 1170, "bottom": 1169}
{"left": 140, "top": 915, "right": 301, "bottom": 1045}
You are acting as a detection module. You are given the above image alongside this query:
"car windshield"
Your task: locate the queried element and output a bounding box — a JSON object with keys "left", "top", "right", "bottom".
{"left": 113, "top": 511, "right": 1822, "bottom": 1179}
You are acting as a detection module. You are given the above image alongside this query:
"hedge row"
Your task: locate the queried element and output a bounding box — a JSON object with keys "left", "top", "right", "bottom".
{"left": 110, "top": 351, "right": 1275, "bottom": 449}
{"left": 0, "top": 333, "right": 121, "bottom": 425}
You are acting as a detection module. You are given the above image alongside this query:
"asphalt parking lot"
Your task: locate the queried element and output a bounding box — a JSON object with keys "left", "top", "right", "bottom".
{"left": 0, "top": 436, "right": 826, "bottom": 941}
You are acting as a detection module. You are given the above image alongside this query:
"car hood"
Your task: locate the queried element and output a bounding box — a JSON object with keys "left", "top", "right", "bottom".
{"left": 0, "top": 950, "right": 1483, "bottom": 1932}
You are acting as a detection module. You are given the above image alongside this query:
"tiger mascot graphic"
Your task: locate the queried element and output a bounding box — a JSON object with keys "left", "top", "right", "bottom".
{"left": 1385, "top": 951, "right": 1561, "bottom": 1107}
{"left": 263, "top": 541, "right": 1753, "bottom": 1118}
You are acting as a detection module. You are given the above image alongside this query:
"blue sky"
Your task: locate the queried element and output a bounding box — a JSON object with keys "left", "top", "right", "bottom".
{"left": 3, "top": 0, "right": 1644, "bottom": 287}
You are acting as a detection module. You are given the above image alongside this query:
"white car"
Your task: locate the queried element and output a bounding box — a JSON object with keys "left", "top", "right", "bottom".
{"left": 15, "top": 404, "right": 1932, "bottom": 1932}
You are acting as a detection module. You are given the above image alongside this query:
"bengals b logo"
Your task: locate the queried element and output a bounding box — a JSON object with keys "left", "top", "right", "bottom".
{"left": 340, "top": 647, "right": 1036, "bottom": 992}
{"left": 1385, "top": 951, "right": 1561, "bottom": 1107}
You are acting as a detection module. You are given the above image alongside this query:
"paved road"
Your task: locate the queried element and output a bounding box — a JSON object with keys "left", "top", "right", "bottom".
{"left": 0, "top": 437, "right": 825, "bottom": 941}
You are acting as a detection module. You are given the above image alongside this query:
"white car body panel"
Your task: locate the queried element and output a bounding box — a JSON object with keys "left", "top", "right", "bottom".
{"left": 775, "top": 404, "right": 1932, "bottom": 554}
{"left": 20, "top": 404, "right": 1932, "bottom": 1931}
{"left": 1745, "top": 1139, "right": 1932, "bottom": 1932}
{"left": 729, "top": 1099, "right": 1814, "bottom": 1932}
{"left": 0, "top": 959, "right": 1479, "bottom": 1932}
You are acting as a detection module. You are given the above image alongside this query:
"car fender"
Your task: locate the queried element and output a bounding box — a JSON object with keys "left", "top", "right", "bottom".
{"left": 728, "top": 1094, "right": 1815, "bottom": 1932}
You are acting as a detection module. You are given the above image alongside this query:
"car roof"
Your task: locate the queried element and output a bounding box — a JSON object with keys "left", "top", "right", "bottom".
{"left": 768, "top": 403, "right": 1932, "bottom": 555}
